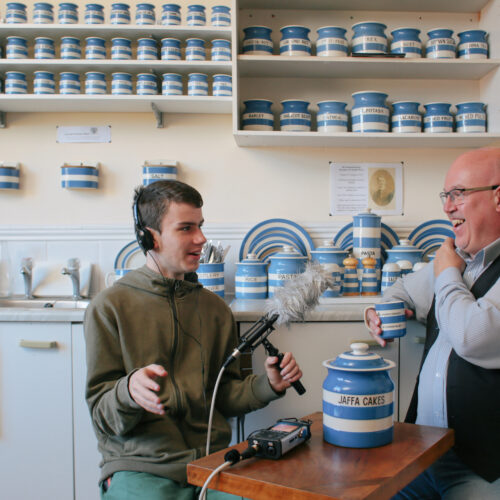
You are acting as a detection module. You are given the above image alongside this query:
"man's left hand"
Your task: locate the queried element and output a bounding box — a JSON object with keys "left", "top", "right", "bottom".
{"left": 264, "top": 352, "right": 303, "bottom": 393}
{"left": 434, "top": 237, "right": 466, "bottom": 277}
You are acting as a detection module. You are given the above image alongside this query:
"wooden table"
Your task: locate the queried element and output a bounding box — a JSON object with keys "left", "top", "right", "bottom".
{"left": 187, "top": 412, "right": 454, "bottom": 500}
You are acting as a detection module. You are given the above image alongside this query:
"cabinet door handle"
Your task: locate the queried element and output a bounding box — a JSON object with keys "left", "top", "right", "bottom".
{"left": 413, "top": 336, "right": 426, "bottom": 344}
{"left": 19, "top": 339, "right": 58, "bottom": 349}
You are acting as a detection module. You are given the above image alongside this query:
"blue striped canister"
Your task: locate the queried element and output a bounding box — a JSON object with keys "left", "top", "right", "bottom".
{"left": 61, "top": 164, "right": 99, "bottom": 189}
{"left": 390, "top": 28, "right": 422, "bottom": 58}
{"left": 138, "top": 38, "right": 158, "bottom": 60}
{"left": 162, "top": 73, "right": 183, "bottom": 95}
{"left": 457, "top": 30, "right": 488, "bottom": 59}
{"left": 316, "top": 26, "right": 348, "bottom": 57}
{"left": 5, "top": 71, "right": 27, "bottom": 94}
{"left": 342, "top": 256, "right": 359, "bottom": 295}
{"left": 142, "top": 161, "right": 178, "bottom": 185}
{"left": 212, "top": 74, "right": 232, "bottom": 96}
{"left": 423, "top": 102, "right": 453, "bottom": 133}
{"left": 161, "top": 3, "right": 181, "bottom": 25}
{"left": 385, "top": 239, "right": 422, "bottom": 267}
{"left": 136, "top": 73, "right": 158, "bottom": 95}
{"left": 235, "top": 254, "right": 268, "bottom": 300}
{"left": 197, "top": 263, "right": 224, "bottom": 297}
{"left": 242, "top": 99, "right": 274, "bottom": 130}
{"left": 35, "top": 37, "right": 55, "bottom": 59}
{"left": 110, "top": 2, "right": 130, "bottom": 24}
{"left": 267, "top": 246, "right": 307, "bottom": 297}
{"left": 280, "top": 25, "right": 311, "bottom": 56}
{"left": 361, "top": 257, "right": 379, "bottom": 295}
{"left": 58, "top": 2, "right": 78, "bottom": 24}
{"left": 391, "top": 101, "right": 421, "bottom": 133}
{"left": 211, "top": 5, "right": 230, "bottom": 27}
{"left": 381, "top": 262, "right": 400, "bottom": 293}
{"left": 187, "top": 4, "right": 206, "bottom": 26}
{"left": 161, "top": 38, "right": 181, "bottom": 60}
{"left": 211, "top": 39, "right": 231, "bottom": 61}
{"left": 455, "top": 102, "right": 486, "bottom": 133}
{"left": 186, "top": 38, "right": 206, "bottom": 61}
{"left": 397, "top": 260, "right": 413, "bottom": 276}
{"left": 353, "top": 209, "right": 381, "bottom": 276}
{"left": 111, "top": 38, "right": 132, "bottom": 60}
{"left": 426, "top": 28, "right": 455, "bottom": 59}
{"left": 352, "top": 91, "right": 389, "bottom": 132}
{"left": 242, "top": 26, "right": 273, "bottom": 55}
{"left": 111, "top": 72, "right": 133, "bottom": 95}
{"left": 85, "top": 37, "right": 106, "bottom": 59}
{"left": 323, "top": 342, "right": 395, "bottom": 448}
{"left": 85, "top": 71, "right": 107, "bottom": 94}
{"left": 375, "top": 301, "right": 406, "bottom": 339}
{"left": 187, "top": 73, "right": 208, "bottom": 96}
{"left": 310, "top": 242, "right": 347, "bottom": 297}
{"left": 317, "top": 101, "right": 348, "bottom": 133}
{"left": 351, "top": 22, "right": 387, "bottom": 54}
{"left": 59, "top": 72, "right": 81, "bottom": 94}
{"left": 6, "top": 2, "right": 27, "bottom": 23}
{"left": 34, "top": 71, "right": 55, "bottom": 94}
{"left": 0, "top": 164, "right": 20, "bottom": 190}
{"left": 60, "top": 37, "right": 81, "bottom": 59}
{"left": 33, "top": 2, "right": 54, "bottom": 23}
{"left": 84, "top": 3, "right": 104, "bottom": 24}
{"left": 280, "top": 100, "right": 311, "bottom": 131}
{"left": 6, "top": 36, "right": 28, "bottom": 59}
{"left": 135, "top": 3, "right": 155, "bottom": 25}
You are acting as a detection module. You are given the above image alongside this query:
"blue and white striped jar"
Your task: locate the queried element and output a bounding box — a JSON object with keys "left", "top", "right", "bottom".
{"left": 323, "top": 342, "right": 395, "bottom": 448}
{"left": 0, "top": 164, "right": 20, "bottom": 190}
{"left": 316, "top": 26, "right": 348, "bottom": 57}
{"left": 375, "top": 301, "right": 406, "bottom": 339}
{"left": 85, "top": 71, "right": 107, "bottom": 94}
{"left": 60, "top": 37, "right": 81, "bottom": 59}
{"left": 85, "top": 37, "right": 106, "bottom": 59}
{"left": 110, "top": 2, "right": 130, "bottom": 24}
{"left": 211, "top": 5, "right": 230, "bottom": 27}
{"left": 343, "top": 257, "right": 359, "bottom": 296}
{"left": 111, "top": 72, "right": 132, "bottom": 95}
{"left": 385, "top": 240, "right": 422, "bottom": 267}
{"left": 6, "top": 2, "right": 27, "bottom": 23}
{"left": 6, "top": 36, "right": 28, "bottom": 59}
{"left": 311, "top": 242, "right": 346, "bottom": 298}
{"left": 423, "top": 102, "right": 453, "bottom": 133}
{"left": 458, "top": 30, "right": 488, "bottom": 59}
{"left": 381, "top": 262, "right": 401, "bottom": 293}
{"left": 426, "top": 28, "right": 455, "bottom": 59}
{"left": 135, "top": 3, "right": 155, "bottom": 25}
{"left": 197, "top": 262, "right": 224, "bottom": 297}
{"left": 211, "top": 39, "right": 231, "bottom": 61}
{"left": 390, "top": 27, "right": 422, "bottom": 58}
{"left": 162, "top": 73, "right": 183, "bottom": 95}
{"left": 280, "top": 100, "right": 311, "bottom": 131}
{"left": 160, "top": 38, "right": 181, "bottom": 60}
{"left": 235, "top": 254, "right": 268, "bottom": 300}
{"left": 34, "top": 71, "right": 55, "bottom": 94}
{"left": 35, "top": 37, "right": 55, "bottom": 59}
{"left": 361, "top": 257, "right": 379, "bottom": 295}
{"left": 5, "top": 71, "right": 27, "bottom": 94}
{"left": 59, "top": 72, "right": 81, "bottom": 94}
{"left": 267, "top": 246, "right": 307, "bottom": 297}
{"left": 61, "top": 165, "right": 99, "bottom": 189}
{"left": 137, "top": 38, "right": 158, "bottom": 60}
{"left": 280, "top": 25, "right": 311, "bottom": 56}
{"left": 161, "top": 3, "right": 181, "bottom": 25}
{"left": 352, "top": 91, "right": 389, "bottom": 133}
{"left": 111, "top": 38, "right": 132, "bottom": 60}
{"left": 317, "top": 101, "right": 348, "bottom": 133}
{"left": 353, "top": 209, "right": 381, "bottom": 278}
{"left": 391, "top": 101, "right": 421, "bottom": 133}
{"left": 142, "top": 162, "right": 177, "bottom": 185}
{"left": 136, "top": 73, "right": 158, "bottom": 95}
{"left": 33, "top": 2, "right": 54, "bottom": 23}
{"left": 212, "top": 74, "right": 232, "bottom": 96}
{"left": 242, "top": 26, "right": 273, "bottom": 55}
{"left": 352, "top": 22, "right": 388, "bottom": 54}
{"left": 84, "top": 3, "right": 104, "bottom": 24}
{"left": 456, "top": 102, "right": 486, "bottom": 133}
{"left": 187, "top": 73, "right": 208, "bottom": 96}
{"left": 242, "top": 99, "right": 274, "bottom": 131}
{"left": 185, "top": 38, "right": 206, "bottom": 61}
{"left": 187, "top": 4, "right": 206, "bottom": 26}
{"left": 58, "top": 2, "right": 78, "bottom": 24}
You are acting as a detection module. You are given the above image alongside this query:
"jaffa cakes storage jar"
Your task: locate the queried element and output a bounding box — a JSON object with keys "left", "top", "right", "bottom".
{"left": 235, "top": 253, "right": 268, "bottom": 300}
{"left": 391, "top": 101, "right": 422, "bottom": 133}
{"left": 280, "top": 25, "right": 311, "bottom": 56}
{"left": 352, "top": 91, "right": 389, "bottom": 133}
{"left": 242, "top": 26, "right": 273, "bottom": 55}
{"left": 423, "top": 102, "right": 453, "bottom": 133}
{"left": 85, "top": 3, "right": 104, "bottom": 24}
{"left": 351, "top": 22, "right": 387, "bottom": 54}
{"left": 161, "top": 3, "right": 181, "bottom": 25}
{"left": 426, "top": 28, "right": 456, "bottom": 59}
{"left": 457, "top": 30, "right": 488, "bottom": 59}
{"left": 316, "top": 26, "right": 348, "bottom": 57}
{"left": 267, "top": 246, "right": 307, "bottom": 297}
{"left": 280, "top": 100, "right": 311, "bottom": 131}
{"left": 323, "top": 342, "right": 396, "bottom": 448}
{"left": 455, "top": 102, "right": 486, "bottom": 133}
{"left": 211, "top": 5, "right": 230, "bottom": 27}
{"left": 33, "top": 2, "right": 54, "bottom": 23}
{"left": 242, "top": 99, "right": 274, "bottom": 131}
{"left": 390, "top": 27, "right": 422, "bottom": 58}
{"left": 317, "top": 101, "right": 348, "bottom": 133}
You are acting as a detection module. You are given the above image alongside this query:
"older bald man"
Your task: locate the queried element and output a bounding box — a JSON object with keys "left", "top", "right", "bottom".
{"left": 366, "top": 147, "right": 500, "bottom": 499}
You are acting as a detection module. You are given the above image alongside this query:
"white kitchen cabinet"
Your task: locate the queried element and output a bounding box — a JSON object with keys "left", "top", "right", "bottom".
{"left": 233, "top": 0, "right": 500, "bottom": 148}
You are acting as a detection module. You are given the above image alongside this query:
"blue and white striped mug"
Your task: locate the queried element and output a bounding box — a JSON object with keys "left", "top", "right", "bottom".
{"left": 374, "top": 300, "right": 406, "bottom": 339}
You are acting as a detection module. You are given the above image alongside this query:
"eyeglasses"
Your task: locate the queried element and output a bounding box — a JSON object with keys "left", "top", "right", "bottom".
{"left": 439, "top": 185, "right": 499, "bottom": 205}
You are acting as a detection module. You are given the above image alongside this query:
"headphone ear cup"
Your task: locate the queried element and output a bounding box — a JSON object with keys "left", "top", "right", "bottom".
{"left": 141, "top": 227, "right": 154, "bottom": 252}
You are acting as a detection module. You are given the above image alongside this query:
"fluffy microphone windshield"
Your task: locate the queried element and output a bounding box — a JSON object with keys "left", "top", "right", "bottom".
{"left": 265, "top": 260, "right": 336, "bottom": 326}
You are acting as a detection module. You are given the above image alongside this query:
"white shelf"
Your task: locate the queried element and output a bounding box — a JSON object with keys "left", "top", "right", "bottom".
{"left": 0, "top": 95, "right": 232, "bottom": 114}
{"left": 237, "top": 56, "right": 500, "bottom": 80}
{"left": 233, "top": 131, "right": 500, "bottom": 148}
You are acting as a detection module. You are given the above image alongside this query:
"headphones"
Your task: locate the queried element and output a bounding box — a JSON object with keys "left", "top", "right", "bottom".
{"left": 133, "top": 189, "right": 155, "bottom": 254}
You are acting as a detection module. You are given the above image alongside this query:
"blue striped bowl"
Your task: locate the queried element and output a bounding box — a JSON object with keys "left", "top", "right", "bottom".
{"left": 61, "top": 164, "right": 99, "bottom": 189}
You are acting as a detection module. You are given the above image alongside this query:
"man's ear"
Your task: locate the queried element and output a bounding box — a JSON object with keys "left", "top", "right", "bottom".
{"left": 148, "top": 227, "right": 161, "bottom": 250}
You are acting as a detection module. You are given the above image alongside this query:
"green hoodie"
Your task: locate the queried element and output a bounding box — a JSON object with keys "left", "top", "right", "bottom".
{"left": 84, "top": 265, "right": 280, "bottom": 485}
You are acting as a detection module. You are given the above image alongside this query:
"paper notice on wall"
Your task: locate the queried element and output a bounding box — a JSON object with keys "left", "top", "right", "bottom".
{"left": 56, "top": 126, "right": 111, "bottom": 143}
{"left": 330, "top": 162, "right": 403, "bottom": 215}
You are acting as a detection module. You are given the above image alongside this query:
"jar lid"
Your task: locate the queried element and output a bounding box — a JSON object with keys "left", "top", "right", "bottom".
{"left": 324, "top": 342, "right": 395, "bottom": 372}
{"left": 238, "top": 253, "right": 267, "bottom": 265}
{"left": 269, "top": 245, "right": 307, "bottom": 260}
{"left": 387, "top": 239, "right": 421, "bottom": 252}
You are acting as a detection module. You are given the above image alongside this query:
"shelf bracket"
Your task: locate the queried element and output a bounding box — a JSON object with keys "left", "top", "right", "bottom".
{"left": 151, "top": 103, "right": 164, "bottom": 128}
{"left": 0, "top": 112, "right": 5, "bottom": 129}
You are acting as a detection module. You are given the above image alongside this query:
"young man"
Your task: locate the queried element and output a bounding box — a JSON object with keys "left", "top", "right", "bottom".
{"left": 366, "top": 147, "right": 500, "bottom": 499}
{"left": 84, "top": 180, "right": 303, "bottom": 499}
